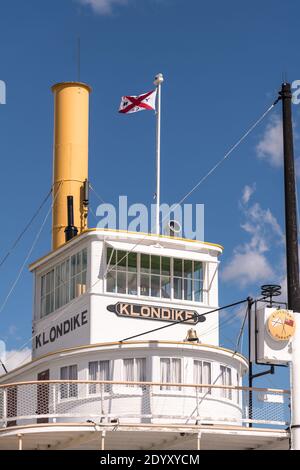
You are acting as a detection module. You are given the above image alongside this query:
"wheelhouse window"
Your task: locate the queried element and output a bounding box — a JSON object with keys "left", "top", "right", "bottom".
{"left": 123, "top": 358, "right": 146, "bottom": 386}
{"left": 88, "top": 360, "right": 111, "bottom": 394}
{"left": 160, "top": 358, "right": 182, "bottom": 390}
{"left": 140, "top": 254, "right": 171, "bottom": 298}
{"left": 60, "top": 365, "right": 78, "bottom": 399}
{"left": 41, "top": 248, "right": 87, "bottom": 317}
{"left": 106, "top": 248, "right": 204, "bottom": 302}
{"left": 193, "top": 360, "right": 211, "bottom": 394}
{"left": 41, "top": 270, "right": 54, "bottom": 317}
{"left": 106, "top": 248, "right": 137, "bottom": 295}
{"left": 220, "top": 365, "right": 232, "bottom": 400}
{"left": 174, "top": 259, "right": 203, "bottom": 302}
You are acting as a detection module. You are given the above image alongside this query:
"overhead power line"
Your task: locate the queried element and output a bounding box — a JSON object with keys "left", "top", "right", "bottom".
{"left": 102, "top": 97, "right": 280, "bottom": 280}
{"left": 0, "top": 183, "right": 62, "bottom": 316}
{"left": 119, "top": 298, "right": 249, "bottom": 342}
{"left": 0, "top": 188, "right": 52, "bottom": 269}
{"left": 4, "top": 97, "right": 280, "bottom": 371}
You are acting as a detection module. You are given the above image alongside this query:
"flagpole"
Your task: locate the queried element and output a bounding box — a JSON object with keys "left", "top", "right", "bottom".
{"left": 154, "top": 73, "right": 164, "bottom": 236}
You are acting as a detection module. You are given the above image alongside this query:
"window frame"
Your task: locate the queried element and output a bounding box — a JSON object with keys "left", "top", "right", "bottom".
{"left": 193, "top": 359, "right": 212, "bottom": 395}
{"left": 159, "top": 357, "right": 182, "bottom": 391}
{"left": 106, "top": 249, "right": 138, "bottom": 296}
{"left": 105, "top": 247, "right": 205, "bottom": 305}
{"left": 88, "top": 360, "right": 111, "bottom": 395}
{"left": 59, "top": 364, "right": 78, "bottom": 401}
{"left": 39, "top": 247, "right": 88, "bottom": 319}
{"left": 220, "top": 364, "right": 233, "bottom": 401}
{"left": 123, "top": 357, "right": 147, "bottom": 387}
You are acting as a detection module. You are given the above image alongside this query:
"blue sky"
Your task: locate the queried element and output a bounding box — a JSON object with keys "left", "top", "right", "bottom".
{"left": 0, "top": 0, "right": 299, "bottom": 388}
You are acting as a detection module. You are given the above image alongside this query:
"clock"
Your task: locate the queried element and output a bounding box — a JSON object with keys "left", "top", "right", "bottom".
{"left": 267, "top": 309, "right": 296, "bottom": 342}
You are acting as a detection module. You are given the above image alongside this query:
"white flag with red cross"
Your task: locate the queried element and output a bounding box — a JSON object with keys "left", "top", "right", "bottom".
{"left": 118, "top": 89, "right": 157, "bottom": 114}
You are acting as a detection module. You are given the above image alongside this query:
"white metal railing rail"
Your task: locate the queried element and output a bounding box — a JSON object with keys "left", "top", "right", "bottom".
{"left": 0, "top": 380, "right": 290, "bottom": 429}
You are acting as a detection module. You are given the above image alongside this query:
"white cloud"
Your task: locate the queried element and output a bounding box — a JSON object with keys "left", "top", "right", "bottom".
{"left": 8, "top": 325, "right": 17, "bottom": 336}
{"left": 256, "top": 115, "right": 283, "bottom": 167}
{"left": 242, "top": 202, "right": 284, "bottom": 244}
{"left": 77, "top": 0, "right": 128, "bottom": 15}
{"left": 0, "top": 348, "right": 31, "bottom": 376}
{"left": 256, "top": 114, "right": 300, "bottom": 175}
{"left": 222, "top": 251, "right": 275, "bottom": 288}
{"left": 221, "top": 186, "right": 283, "bottom": 288}
{"left": 242, "top": 183, "right": 256, "bottom": 205}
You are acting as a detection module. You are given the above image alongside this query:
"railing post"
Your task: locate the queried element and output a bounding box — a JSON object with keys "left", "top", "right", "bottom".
{"left": 149, "top": 383, "right": 153, "bottom": 423}
{"left": 3, "top": 388, "right": 7, "bottom": 427}
{"left": 243, "top": 390, "right": 248, "bottom": 427}
{"left": 17, "top": 433, "right": 23, "bottom": 451}
{"left": 196, "top": 386, "right": 200, "bottom": 421}
{"left": 197, "top": 431, "right": 202, "bottom": 450}
{"left": 101, "top": 430, "right": 106, "bottom": 450}
{"left": 52, "top": 384, "right": 57, "bottom": 423}
{"left": 100, "top": 383, "right": 104, "bottom": 421}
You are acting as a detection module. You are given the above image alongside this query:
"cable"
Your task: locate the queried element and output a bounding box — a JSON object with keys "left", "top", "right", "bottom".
{"left": 0, "top": 188, "right": 52, "bottom": 269}
{"left": 119, "top": 298, "right": 249, "bottom": 342}
{"left": 89, "top": 183, "right": 106, "bottom": 205}
{"left": 4, "top": 99, "right": 279, "bottom": 370}
{"left": 14, "top": 304, "right": 243, "bottom": 370}
{"left": 0, "top": 183, "right": 62, "bottom": 316}
{"left": 186, "top": 303, "right": 249, "bottom": 350}
{"left": 198, "top": 306, "right": 242, "bottom": 342}
{"left": 13, "top": 317, "right": 239, "bottom": 372}
{"left": 103, "top": 98, "right": 279, "bottom": 279}
{"left": 7, "top": 294, "right": 248, "bottom": 373}
{"left": 89, "top": 206, "right": 99, "bottom": 222}
{"left": 234, "top": 306, "right": 249, "bottom": 354}
{"left": 5, "top": 246, "right": 112, "bottom": 369}
{"left": 0, "top": 358, "right": 8, "bottom": 374}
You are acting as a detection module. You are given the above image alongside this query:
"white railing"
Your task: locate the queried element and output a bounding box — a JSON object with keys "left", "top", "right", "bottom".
{"left": 0, "top": 380, "right": 290, "bottom": 429}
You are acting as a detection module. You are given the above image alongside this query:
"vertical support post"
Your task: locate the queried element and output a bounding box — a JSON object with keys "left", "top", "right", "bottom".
{"left": 248, "top": 297, "right": 253, "bottom": 428}
{"left": 279, "top": 83, "right": 300, "bottom": 450}
{"left": 291, "top": 312, "right": 300, "bottom": 449}
{"left": 3, "top": 388, "right": 7, "bottom": 426}
{"left": 17, "top": 433, "right": 23, "bottom": 451}
{"left": 101, "top": 430, "right": 106, "bottom": 451}
{"left": 149, "top": 383, "right": 153, "bottom": 423}
{"left": 196, "top": 386, "right": 200, "bottom": 420}
{"left": 197, "top": 432, "right": 201, "bottom": 451}
{"left": 52, "top": 384, "right": 57, "bottom": 423}
{"left": 100, "top": 383, "right": 104, "bottom": 420}
{"left": 154, "top": 73, "right": 164, "bottom": 236}
{"left": 280, "top": 83, "right": 300, "bottom": 312}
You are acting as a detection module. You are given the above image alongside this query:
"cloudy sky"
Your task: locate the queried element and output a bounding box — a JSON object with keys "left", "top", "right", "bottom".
{"left": 0, "top": 0, "right": 299, "bottom": 386}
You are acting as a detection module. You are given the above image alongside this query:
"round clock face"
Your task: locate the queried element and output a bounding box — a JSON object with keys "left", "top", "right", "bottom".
{"left": 267, "top": 309, "right": 296, "bottom": 341}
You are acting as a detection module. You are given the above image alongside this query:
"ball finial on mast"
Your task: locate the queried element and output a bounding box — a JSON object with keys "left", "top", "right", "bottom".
{"left": 154, "top": 73, "right": 164, "bottom": 86}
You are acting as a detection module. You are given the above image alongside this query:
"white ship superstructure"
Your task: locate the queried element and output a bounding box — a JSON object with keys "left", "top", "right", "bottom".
{"left": 0, "top": 82, "right": 290, "bottom": 450}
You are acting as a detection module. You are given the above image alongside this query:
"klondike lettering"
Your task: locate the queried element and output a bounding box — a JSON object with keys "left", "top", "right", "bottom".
{"left": 107, "top": 302, "right": 199, "bottom": 324}
{"left": 35, "top": 310, "right": 88, "bottom": 349}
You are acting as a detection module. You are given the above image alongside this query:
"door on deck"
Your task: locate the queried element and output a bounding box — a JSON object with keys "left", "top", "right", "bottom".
{"left": 37, "top": 369, "right": 50, "bottom": 424}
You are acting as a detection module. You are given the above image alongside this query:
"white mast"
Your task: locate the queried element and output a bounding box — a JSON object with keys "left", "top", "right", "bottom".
{"left": 154, "top": 73, "right": 164, "bottom": 236}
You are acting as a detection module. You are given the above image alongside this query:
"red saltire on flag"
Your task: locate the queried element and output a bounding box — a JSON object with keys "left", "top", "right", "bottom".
{"left": 119, "top": 89, "right": 157, "bottom": 114}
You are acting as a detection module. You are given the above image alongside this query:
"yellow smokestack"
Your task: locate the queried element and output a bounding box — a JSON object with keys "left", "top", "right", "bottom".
{"left": 51, "top": 81, "right": 91, "bottom": 250}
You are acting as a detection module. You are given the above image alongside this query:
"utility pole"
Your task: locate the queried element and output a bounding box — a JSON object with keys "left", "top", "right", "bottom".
{"left": 280, "top": 82, "right": 300, "bottom": 450}
{"left": 280, "top": 83, "right": 300, "bottom": 312}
